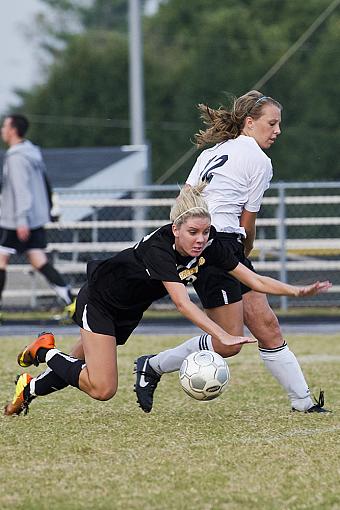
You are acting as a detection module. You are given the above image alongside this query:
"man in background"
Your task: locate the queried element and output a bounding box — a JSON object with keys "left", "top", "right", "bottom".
{"left": 0, "top": 114, "right": 74, "bottom": 317}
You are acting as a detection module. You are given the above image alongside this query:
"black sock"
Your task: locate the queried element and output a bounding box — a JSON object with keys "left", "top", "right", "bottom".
{"left": 34, "top": 368, "right": 69, "bottom": 396}
{"left": 38, "top": 262, "right": 66, "bottom": 287}
{"left": 23, "top": 383, "right": 35, "bottom": 403}
{"left": 37, "top": 347, "right": 49, "bottom": 363}
{"left": 0, "top": 269, "right": 6, "bottom": 302}
{"left": 46, "top": 352, "right": 84, "bottom": 388}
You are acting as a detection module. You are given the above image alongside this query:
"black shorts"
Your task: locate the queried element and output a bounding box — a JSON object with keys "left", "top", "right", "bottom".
{"left": 73, "top": 284, "right": 143, "bottom": 345}
{"left": 0, "top": 227, "right": 47, "bottom": 255}
{"left": 193, "top": 233, "right": 256, "bottom": 308}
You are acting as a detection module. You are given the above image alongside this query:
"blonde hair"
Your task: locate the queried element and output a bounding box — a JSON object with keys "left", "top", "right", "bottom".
{"left": 195, "top": 90, "right": 282, "bottom": 148}
{"left": 170, "top": 183, "right": 210, "bottom": 226}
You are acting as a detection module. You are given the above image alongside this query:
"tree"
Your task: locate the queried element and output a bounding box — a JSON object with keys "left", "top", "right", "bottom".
{"left": 11, "top": 0, "right": 340, "bottom": 182}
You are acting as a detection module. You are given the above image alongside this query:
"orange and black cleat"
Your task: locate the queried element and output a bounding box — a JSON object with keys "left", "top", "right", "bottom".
{"left": 4, "top": 373, "right": 33, "bottom": 416}
{"left": 17, "top": 332, "right": 55, "bottom": 368}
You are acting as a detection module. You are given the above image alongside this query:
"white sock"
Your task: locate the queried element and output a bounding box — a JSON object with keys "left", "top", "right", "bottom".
{"left": 29, "top": 378, "right": 37, "bottom": 397}
{"left": 45, "top": 348, "right": 60, "bottom": 363}
{"left": 259, "top": 342, "right": 314, "bottom": 411}
{"left": 53, "top": 285, "right": 72, "bottom": 305}
{"left": 149, "top": 334, "right": 213, "bottom": 374}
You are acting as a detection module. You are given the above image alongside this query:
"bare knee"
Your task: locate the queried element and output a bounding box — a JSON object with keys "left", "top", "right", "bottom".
{"left": 87, "top": 383, "right": 117, "bottom": 401}
{"left": 93, "top": 387, "right": 117, "bottom": 401}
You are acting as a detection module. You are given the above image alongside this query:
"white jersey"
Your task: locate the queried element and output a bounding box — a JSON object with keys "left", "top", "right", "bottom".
{"left": 186, "top": 135, "right": 272, "bottom": 236}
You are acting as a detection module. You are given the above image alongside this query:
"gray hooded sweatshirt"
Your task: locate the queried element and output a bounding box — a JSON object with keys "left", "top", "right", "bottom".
{"left": 1, "top": 140, "right": 51, "bottom": 229}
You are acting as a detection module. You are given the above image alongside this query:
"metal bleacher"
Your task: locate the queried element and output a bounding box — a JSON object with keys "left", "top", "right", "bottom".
{"left": 3, "top": 181, "right": 340, "bottom": 310}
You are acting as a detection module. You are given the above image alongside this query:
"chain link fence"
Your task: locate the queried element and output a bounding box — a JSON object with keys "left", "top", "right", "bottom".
{"left": 2, "top": 182, "right": 340, "bottom": 311}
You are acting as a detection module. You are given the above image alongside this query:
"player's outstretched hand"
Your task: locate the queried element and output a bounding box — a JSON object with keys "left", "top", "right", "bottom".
{"left": 221, "top": 333, "right": 257, "bottom": 346}
{"left": 297, "top": 280, "right": 332, "bottom": 297}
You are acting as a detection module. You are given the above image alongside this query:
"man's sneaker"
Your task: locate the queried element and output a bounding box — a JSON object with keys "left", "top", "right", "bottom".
{"left": 64, "top": 298, "right": 77, "bottom": 319}
{"left": 134, "top": 355, "right": 161, "bottom": 413}
{"left": 17, "top": 332, "right": 55, "bottom": 368}
{"left": 4, "top": 373, "right": 33, "bottom": 416}
{"left": 292, "top": 390, "right": 331, "bottom": 413}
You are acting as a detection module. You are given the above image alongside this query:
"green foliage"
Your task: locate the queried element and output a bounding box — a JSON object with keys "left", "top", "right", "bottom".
{"left": 24, "top": 30, "right": 130, "bottom": 147}
{"left": 1, "top": 333, "right": 340, "bottom": 509}
{"left": 11, "top": 0, "right": 340, "bottom": 182}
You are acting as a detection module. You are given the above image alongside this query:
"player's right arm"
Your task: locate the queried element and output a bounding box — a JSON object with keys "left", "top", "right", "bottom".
{"left": 241, "top": 158, "right": 272, "bottom": 257}
{"left": 162, "top": 280, "right": 255, "bottom": 346}
{"left": 239, "top": 209, "right": 257, "bottom": 257}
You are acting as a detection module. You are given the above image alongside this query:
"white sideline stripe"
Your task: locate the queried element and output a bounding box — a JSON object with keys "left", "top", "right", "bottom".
{"left": 298, "top": 354, "right": 340, "bottom": 363}
{"left": 239, "top": 426, "right": 340, "bottom": 444}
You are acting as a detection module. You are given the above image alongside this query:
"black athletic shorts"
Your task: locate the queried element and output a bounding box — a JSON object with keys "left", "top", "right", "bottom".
{"left": 193, "top": 233, "right": 256, "bottom": 308}
{"left": 0, "top": 227, "right": 47, "bottom": 255}
{"left": 73, "top": 284, "right": 143, "bottom": 345}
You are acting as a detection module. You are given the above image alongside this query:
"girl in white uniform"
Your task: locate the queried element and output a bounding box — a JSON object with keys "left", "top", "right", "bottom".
{"left": 136, "top": 90, "right": 330, "bottom": 414}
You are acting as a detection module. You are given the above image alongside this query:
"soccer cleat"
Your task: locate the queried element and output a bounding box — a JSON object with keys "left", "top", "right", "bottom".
{"left": 17, "top": 331, "right": 55, "bottom": 368}
{"left": 64, "top": 297, "right": 77, "bottom": 319}
{"left": 292, "top": 390, "right": 331, "bottom": 413}
{"left": 134, "top": 355, "right": 161, "bottom": 413}
{"left": 306, "top": 390, "right": 331, "bottom": 413}
{"left": 4, "top": 373, "right": 33, "bottom": 416}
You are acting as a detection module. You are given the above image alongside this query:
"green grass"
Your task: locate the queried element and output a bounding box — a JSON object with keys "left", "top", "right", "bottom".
{"left": 1, "top": 333, "right": 340, "bottom": 510}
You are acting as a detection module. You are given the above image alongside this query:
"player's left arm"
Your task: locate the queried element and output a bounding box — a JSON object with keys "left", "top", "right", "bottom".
{"left": 229, "top": 262, "right": 332, "bottom": 297}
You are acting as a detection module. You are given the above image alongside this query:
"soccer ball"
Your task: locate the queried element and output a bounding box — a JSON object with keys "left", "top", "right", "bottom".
{"left": 179, "top": 351, "right": 230, "bottom": 401}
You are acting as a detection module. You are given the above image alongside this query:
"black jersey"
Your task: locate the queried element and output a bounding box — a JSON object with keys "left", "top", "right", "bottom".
{"left": 86, "top": 224, "right": 239, "bottom": 315}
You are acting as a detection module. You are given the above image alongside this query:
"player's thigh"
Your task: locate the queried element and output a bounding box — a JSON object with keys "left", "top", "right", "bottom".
{"left": 0, "top": 252, "right": 10, "bottom": 269}
{"left": 27, "top": 249, "right": 48, "bottom": 268}
{"left": 242, "top": 290, "right": 283, "bottom": 347}
{"left": 81, "top": 328, "right": 118, "bottom": 393}
{"left": 70, "top": 337, "right": 84, "bottom": 359}
{"left": 205, "top": 301, "right": 244, "bottom": 336}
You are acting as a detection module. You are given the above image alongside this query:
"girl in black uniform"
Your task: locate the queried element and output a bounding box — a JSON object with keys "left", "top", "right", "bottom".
{"left": 5, "top": 185, "right": 330, "bottom": 416}
{"left": 4, "top": 184, "right": 253, "bottom": 415}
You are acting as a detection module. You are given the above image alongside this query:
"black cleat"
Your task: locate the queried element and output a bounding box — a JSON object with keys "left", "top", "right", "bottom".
{"left": 292, "top": 390, "right": 331, "bottom": 413}
{"left": 306, "top": 390, "right": 331, "bottom": 413}
{"left": 134, "top": 355, "right": 161, "bottom": 413}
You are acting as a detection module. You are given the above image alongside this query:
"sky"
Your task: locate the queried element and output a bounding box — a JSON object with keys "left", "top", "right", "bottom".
{"left": 0, "top": 0, "right": 46, "bottom": 115}
{"left": 0, "top": 0, "right": 160, "bottom": 117}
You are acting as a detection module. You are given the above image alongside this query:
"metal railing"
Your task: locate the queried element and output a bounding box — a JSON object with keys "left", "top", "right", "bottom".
{"left": 2, "top": 181, "right": 340, "bottom": 310}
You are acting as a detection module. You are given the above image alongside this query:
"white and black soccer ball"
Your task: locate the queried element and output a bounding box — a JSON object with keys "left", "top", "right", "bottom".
{"left": 179, "top": 351, "right": 230, "bottom": 401}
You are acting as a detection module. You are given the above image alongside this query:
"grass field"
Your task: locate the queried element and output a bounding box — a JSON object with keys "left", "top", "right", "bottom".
{"left": 1, "top": 332, "right": 340, "bottom": 510}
